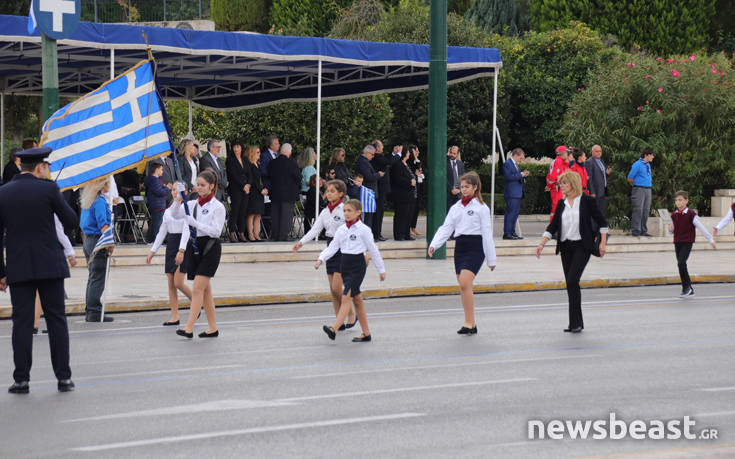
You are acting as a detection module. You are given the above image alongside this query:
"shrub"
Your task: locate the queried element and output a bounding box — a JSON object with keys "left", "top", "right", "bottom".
{"left": 211, "top": 0, "right": 269, "bottom": 33}
{"left": 465, "top": 0, "right": 529, "bottom": 36}
{"left": 559, "top": 52, "right": 735, "bottom": 225}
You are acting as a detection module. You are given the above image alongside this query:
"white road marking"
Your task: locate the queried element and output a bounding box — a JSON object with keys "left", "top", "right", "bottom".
{"left": 695, "top": 410, "right": 735, "bottom": 418}
{"left": 71, "top": 412, "right": 425, "bottom": 452}
{"left": 65, "top": 399, "right": 298, "bottom": 423}
{"left": 290, "top": 355, "right": 598, "bottom": 380}
{"left": 698, "top": 386, "right": 735, "bottom": 392}
{"left": 275, "top": 378, "right": 535, "bottom": 403}
{"left": 33, "top": 364, "right": 244, "bottom": 385}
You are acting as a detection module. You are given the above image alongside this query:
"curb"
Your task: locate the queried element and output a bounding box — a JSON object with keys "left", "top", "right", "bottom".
{"left": 2, "top": 274, "right": 733, "bottom": 319}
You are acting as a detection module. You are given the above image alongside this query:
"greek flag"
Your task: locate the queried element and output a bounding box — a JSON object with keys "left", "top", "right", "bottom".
{"left": 27, "top": 1, "right": 37, "bottom": 34}
{"left": 360, "top": 186, "right": 376, "bottom": 213}
{"left": 93, "top": 223, "right": 115, "bottom": 253}
{"left": 42, "top": 60, "right": 173, "bottom": 190}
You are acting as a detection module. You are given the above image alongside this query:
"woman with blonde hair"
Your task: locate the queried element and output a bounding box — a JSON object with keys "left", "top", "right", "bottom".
{"left": 178, "top": 139, "right": 199, "bottom": 198}
{"left": 246, "top": 146, "right": 266, "bottom": 241}
{"left": 80, "top": 178, "right": 114, "bottom": 322}
{"left": 536, "top": 170, "right": 608, "bottom": 333}
{"left": 328, "top": 147, "right": 351, "bottom": 183}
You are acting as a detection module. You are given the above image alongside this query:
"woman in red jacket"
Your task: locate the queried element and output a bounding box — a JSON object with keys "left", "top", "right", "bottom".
{"left": 570, "top": 147, "right": 590, "bottom": 195}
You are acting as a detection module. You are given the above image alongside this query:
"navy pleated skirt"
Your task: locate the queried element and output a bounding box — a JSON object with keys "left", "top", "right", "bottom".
{"left": 164, "top": 233, "right": 188, "bottom": 274}
{"left": 453, "top": 234, "right": 485, "bottom": 275}
{"left": 340, "top": 253, "right": 367, "bottom": 297}
{"left": 324, "top": 237, "right": 342, "bottom": 275}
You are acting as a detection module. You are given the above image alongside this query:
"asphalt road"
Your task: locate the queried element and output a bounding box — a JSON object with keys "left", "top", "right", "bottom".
{"left": 1, "top": 284, "right": 734, "bottom": 458}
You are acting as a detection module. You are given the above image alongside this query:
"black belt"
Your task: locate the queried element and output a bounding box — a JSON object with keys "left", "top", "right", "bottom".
{"left": 633, "top": 185, "right": 651, "bottom": 188}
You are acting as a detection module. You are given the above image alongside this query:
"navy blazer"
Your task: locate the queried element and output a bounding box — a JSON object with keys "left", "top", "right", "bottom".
{"left": 0, "top": 174, "right": 78, "bottom": 283}
{"left": 585, "top": 156, "right": 606, "bottom": 198}
{"left": 354, "top": 155, "right": 381, "bottom": 192}
{"left": 446, "top": 157, "right": 465, "bottom": 194}
{"left": 259, "top": 149, "right": 278, "bottom": 190}
{"left": 144, "top": 174, "right": 169, "bottom": 212}
{"left": 199, "top": 152, "right": 227, "bottom": 200}
{"left": 503, "top": 158, "right": 524, "bottom": 199}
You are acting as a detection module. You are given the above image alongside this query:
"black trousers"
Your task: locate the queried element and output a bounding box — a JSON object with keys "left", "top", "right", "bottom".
{"left": 372, "top": 189, "right": 386, "bottom": 238}
{"left": 228, "top": 190, "right": 249, "bottom": 234}
{"left": 594, "top": 194, "right": 607, "bottom": 217}
{"left": 675, "top": 242, "right": 693, "bottom": 289}
{"left": 559, "top": 240, "right": 591, "bottom": 329}
{"left": 9, "top": 278, "right": 71, "bottom": 382}
{"left": 271, "top": 200, "right": 294, "bottom": 241}
{"left": 393, "top": 199, "right": 414, "bottom": 240}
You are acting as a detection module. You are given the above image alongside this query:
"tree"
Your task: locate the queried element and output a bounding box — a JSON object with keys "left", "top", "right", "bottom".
{"left": 465, "top": 0, "right": 529, "bottom": 36}
{"left": 269, "top": 0, "right": 351, "bottom": 36}
{"left": 211, "top": 0, "right": 270, "bottom": 32}
{"left": 0, "top": 0, "right": 28, "bottom": 16}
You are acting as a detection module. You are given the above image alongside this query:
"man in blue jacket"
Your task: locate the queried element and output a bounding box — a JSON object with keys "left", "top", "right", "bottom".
{"left": 0, "top": 147, "right": 78, "bottom": 394}
{"left": 144, "top": 161, "right": 169, "bottom": 243}
{"left": 503, "top": 148, "right": 530, "bottom": 240}
{"left": 627, "top": 147, "right": 655, "bottom": 237}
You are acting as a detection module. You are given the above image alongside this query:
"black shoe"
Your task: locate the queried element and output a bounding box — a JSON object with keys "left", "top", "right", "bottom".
{"left": 33, "top": 327, "right": 38, "bottom": 334}
{"left": 57, "top": 379, "right": 75, "bottom": 392}
{"left": 511, "top": 234, "right": 524, "bottom": 240}
{"left": 352, "top": 334, "right": 372, "bottom": 342}
{"left": 394, "top": 237, "right": 404, "bottom": 241}
{"left": 457, "top": 326, "right": 478, "bottom": 335}
{"left": 323, "top": 325, "right": 336, "bottom": 341}
{"left": 85, "top": 315, "right": 114, "bottom": 322}
{"left": 640, "top": 232, "right": 653, "bottom": 237}
{"left": 502, "top": 234, "right": 514, "bottom": 240}
{"left": 405, "top": 236, "right": 416, "bottom": 241}
{"left": 8, "top": 381, "right": 29, "bottom": 394}
{"left": 344, "top": 317, "right": 358, "bottom": 329}
{"left": 377, "top": 236, "right": 387, "bottom": 242}
{"left": 338, "top": 323, "right": 346, "bottom": 331}
{"left": 198, "top": 330, "right": 219, "bottom": 338}
{"left": 176, "top": 329, "right": 193, "bottom": 339}
{"left": 163, "top": 320, "right": 180, "bottom": 326}
{"left": 563, "top": 326, "right": 583, "bottom": 333}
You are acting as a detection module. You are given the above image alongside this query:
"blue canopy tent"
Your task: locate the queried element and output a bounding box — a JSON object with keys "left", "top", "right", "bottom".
{"left": 0, "top": 14, "right": 503, "bottom": 219}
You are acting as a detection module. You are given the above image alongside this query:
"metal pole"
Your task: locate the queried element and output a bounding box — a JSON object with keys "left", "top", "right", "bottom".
{"left": 315, "top": 59, "right": 322, "bottom": 221}
{"left": 188, "top": 99, "right": 193, "bottom": 138}
{"left": 94, "top": 0, "right": 98, "bottom": 22}
{"left": 41, "top": 33, "right": 59, "bottom": 123}
{"left": 110, "top": 48, "right": 115, "bottom": 79}
{"left": 427, "top": 0, "right": 447, "bottom": 259}
{"left": 163, "top": 0, "right": 167, "bottom": 22}
{"left": 1, "top": 92, "right": 4, "bottom": 175}
{"left": 490, "top": 71, "right": 498, "bottom": 225}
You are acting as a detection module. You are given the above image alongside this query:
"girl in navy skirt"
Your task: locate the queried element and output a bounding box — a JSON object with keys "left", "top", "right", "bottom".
{"left": 146, "top": 186, "right": 193, "bottom": 326}
{"left": 429, "top": 171, "right": 496, "bottom": 335}
{"left": 170, "top": 170, "right": 226, "bottom": 339}
{"left": 316, "top": 199, "right": 386, "bottom": 342}
{"left": 293, "top": 180, "right": 357, "bottom": 329}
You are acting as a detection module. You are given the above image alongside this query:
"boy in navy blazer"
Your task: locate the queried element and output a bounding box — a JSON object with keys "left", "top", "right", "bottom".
{"left": 503, "top": 148, "right": 529, "bottom": 239}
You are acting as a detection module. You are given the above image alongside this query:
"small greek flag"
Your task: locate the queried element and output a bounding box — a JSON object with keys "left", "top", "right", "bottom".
{"left": 93, "top": 224, "right": 115, "bottom": 253}
{"left": 360, "top": 186, "right": 376, "bottom": 213}
{"left": 42, "top": 60, "right": 172, "bottom": 190}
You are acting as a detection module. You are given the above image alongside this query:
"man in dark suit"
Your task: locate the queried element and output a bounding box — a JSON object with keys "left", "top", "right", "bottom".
{"left": 267, "top": 143, "right": 301, "bottom": 241}
{"left": 354, "top": 144, "right": 384, "bottom": 232}
{"left": 585, "top": 144, "right": 611, "bottom": 216}
{"left": 0, "top": 147, "right": 78, "bottom": 394}
{"left": 259, "top": 135, "right": 280, "bottom": 235}
{"left": 198, "top": 139, "right": 227, "bottom": 201}
{"left": 446, "top": 145, "right": 465, "bottom": 210}
{"left": 370, "top": 139, "right": 391, "bottom": 241}
{"left": 503, "top": 148, "right": 530, "bottom": 240}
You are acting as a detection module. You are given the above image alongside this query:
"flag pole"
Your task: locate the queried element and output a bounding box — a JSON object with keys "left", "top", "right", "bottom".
{"left": 100, "top": 192, "right": 114, "bottom": 322}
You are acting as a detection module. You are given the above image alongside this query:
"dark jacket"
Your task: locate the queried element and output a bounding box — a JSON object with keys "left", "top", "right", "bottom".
{"left": 248, "top": 161, "right": 263, "bottom": 194}
{"left": 503, "top": 158, "right": 524, "bottom": 199}
{"left": 2, "top": 162, "right": 20, "bottom": 185}
{"left": 178, "top": 154, "right": 199, "bottom": 194}
{"left": 259, "top": 149, "right": 278, "bottom": 190}
{"left": 0, "top": 173, "right": 78, "bottom": 283}
{"left": 545, "top": 193, "right": 608, "bottom": 255}
{"left": 371, "top": 152, "right": 393, "bottom": 195}
{"left": 267, "top": 155, "right": 301, "bottom": 203}
{"left": 226, "top": 154, "right": 252, "bottom": 196}
{"left": 144, "top": 174, "right": 169, "bottom": 212}
{"left": 160, "top": 155, "right": 176, "bottom": 185}
{"left": 446, "top": 157, "right": 465, "bottom": 194}
{"left": 585, "top": 156, "right": 607, "bottom": 198}
{"left": 329, "top": 161, "right": 352, "bottom": 184}
{"left": 389, "top": 160, "right": 416, "bottom": 203}
{"left": 354, "top": 155, "right": 381, "bottom": 192}
{"left": 199, "top": 152, "right": 227, "bottom": 200}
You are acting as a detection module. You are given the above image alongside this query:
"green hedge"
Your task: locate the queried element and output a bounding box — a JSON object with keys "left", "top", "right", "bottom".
{"left": 211, "top": 0, "right": 269, "bottom": 32}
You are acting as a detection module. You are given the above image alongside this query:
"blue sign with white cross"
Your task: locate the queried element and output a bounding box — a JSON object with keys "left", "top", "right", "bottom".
{"left": 32, "top": 0, "right": 81, "bottom": 40}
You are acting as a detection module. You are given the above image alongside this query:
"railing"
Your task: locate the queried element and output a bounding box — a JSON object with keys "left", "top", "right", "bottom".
{"left": 80, "top": 0, "right": 210, "bottom": 23}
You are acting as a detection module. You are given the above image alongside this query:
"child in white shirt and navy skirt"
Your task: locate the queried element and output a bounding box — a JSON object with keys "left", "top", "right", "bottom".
{"left": 170, "top": 170, "right": 226, "bottom": 339}
{"left": 293, "top": 180, "right": 358, "bottom": 329}
{"left": 316, "top": 199, "right": 386, "bottom": 342}
{"left": 146, "top": 186, "right": 193, "bottom": 326}
{"left": 429, "top": 171, "right": 497, "bottom": 335}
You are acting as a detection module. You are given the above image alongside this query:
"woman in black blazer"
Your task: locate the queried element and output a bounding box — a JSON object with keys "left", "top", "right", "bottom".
{"left": 178, "top": 139, "right": 200, "bottom": 199}
{"left": 246, "top": 146, "right": 266, "bottom": 242}
{"left": 536, "top": 170, "right": 608, "bottom": 333}
{"left": 328, "top": 147, "right": 352, "bottom": 184}
{"left": 407, "top": 145, "right": 425, "bottom": 237}
{"left": 389, "top": 146, "right": 417, "bottom": 241}
{"left": 226, "top": 140, "right": 252, "bottom": 242}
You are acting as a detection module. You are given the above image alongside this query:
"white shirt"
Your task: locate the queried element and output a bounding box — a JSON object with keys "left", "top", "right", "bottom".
{"left": 208, "top": 153, "right": 221, "bottom": 170}
{"left": 149, "top": 207, "right": 191, "bottom": 253}
{"left": 171, "top": 197, "right": 226, "bottom": 239}
{"left": 560, "top": 197, "right": 582, "bottom": 241}
{"left": 187, "top": 159, "right": 197, "bottom": 188}
{"left": 319, "top": 220, "right": 386, "bottom": 274}
{"left": 429, "top": 198, "right": 497, "bottom": 267}
{"left": 54, "top": 215, "right": 74, "bottom": 258}
{"left": 268, "top": 149, "right": 278, "bottom": 160}
{"left": 300, "top": 202, "right": 344, "bottom": 243}
{"left": 715, "top": 208, "right": 733, "bottom": 233}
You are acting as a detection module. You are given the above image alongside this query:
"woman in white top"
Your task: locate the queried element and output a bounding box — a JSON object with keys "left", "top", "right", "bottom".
{"left": 170, "top": 170, "right": 226, "bottom": 339}
{"left": 429, "top": 171, "right": 496, "bottom": 335}
{"left": 293, "top": 180, "right": 357, "bottom": 329}
{"left": 146, "top": 186, "right": 193, "bottom": 326}
{"left": 536, "top": 170, "right": 608, "bottom": 333}
{"left": 177, "top": 139, "right": 200, "bottom": 199}
{"left": 316, "top": 199, "right": 386, "bottom": 342}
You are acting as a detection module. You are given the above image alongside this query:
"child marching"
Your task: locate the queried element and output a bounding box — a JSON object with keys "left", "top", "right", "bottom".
{"left": 171, "top": 170, "right": 226, "bottom": 338}
{"left": 668, "top": 190, "right": 715, "bottom": 298}
{"left": 293, "top": 180, "right": 357, "bottom": 329}
{"left": 316, "top": 199, "right": 386, "bottom": 342}
{"left": 428, "top": 171, "right": 496, "bottom": 335}
{"left": 146, "top": 186, "right": 193, "bottom": 326}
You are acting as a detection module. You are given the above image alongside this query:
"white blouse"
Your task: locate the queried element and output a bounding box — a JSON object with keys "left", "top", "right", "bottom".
{"left": 170, "top": 198, "right": 226, "bottom": 239}
{"left": 54, "top": 215, "right": 74, "bottom": 258}
{"left": 187, "top": 159, "right": 197, "bottom": 188}
{"left": 300, "top": 203, "right": 344, "bottom": 243}
{"left": 149, "top": 207, "right": 191, "bottom": 253}
{"left": 429, "top": 198, "right": 497, "bottom": 267}
{"left": 560, "top": 197, "right": 582, "bottom": 241}
{"left": 318, "top": 220, "right": 386, "bottom": 274}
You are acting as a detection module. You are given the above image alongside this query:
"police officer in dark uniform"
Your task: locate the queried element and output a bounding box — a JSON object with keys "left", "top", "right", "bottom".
{"left": 0, "top": 147, "right": 78, "bottom": 394}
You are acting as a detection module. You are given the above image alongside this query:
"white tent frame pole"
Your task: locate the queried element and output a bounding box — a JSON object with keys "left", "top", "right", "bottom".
{"left": 496, "top": 125, "right": 505, "bottom": 163}
{"left": 490, "top": 71, "right": 498, "bottom": 225}
{"left": 315, "top": 58, "right": 322, "bottom": 221}
{"left": 110, "top": 48, "right": 115, "bottom": 79}
{"left": 188, "top": 100, "right": 193, "bottom": 138}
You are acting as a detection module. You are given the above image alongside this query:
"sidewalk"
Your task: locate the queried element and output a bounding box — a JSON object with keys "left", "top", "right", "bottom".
{"left": 1, "top": 248, "right": 732, "bottom": 318}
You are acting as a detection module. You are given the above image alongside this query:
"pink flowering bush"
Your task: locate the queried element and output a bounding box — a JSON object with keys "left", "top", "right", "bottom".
{"left": 559, "top": 52, "right": 735, "bottom": 225}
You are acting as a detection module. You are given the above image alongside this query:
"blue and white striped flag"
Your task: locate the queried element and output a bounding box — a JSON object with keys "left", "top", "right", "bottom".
{"left": 359, "top": 186, "right": 376, "bottom": 213}
{"left": 27, "top": 1, "right": 38, "bottom": 34}
{"left": 42, "top": 60, "right": 172, "bottom": 190}
{"left": 92, "top": 224, "right": 115, "bottom": 253}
